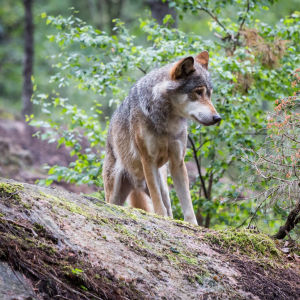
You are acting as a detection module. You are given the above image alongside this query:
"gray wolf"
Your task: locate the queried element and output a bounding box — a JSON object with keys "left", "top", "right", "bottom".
{"left": 103, "top": 51, "right": 221, "bottom": 225}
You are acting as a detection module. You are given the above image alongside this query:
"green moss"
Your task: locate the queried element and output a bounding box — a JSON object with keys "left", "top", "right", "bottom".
{"left": 0, "top": 182, "right": 24, "bottom": 201}
{"left": 110, "top": 204, "right": 140, "bottom": 221}
{"left": 165, "top": 253, "right": 178, "bottom": 263}
{"left": 37, "top": 243, "right": 57, "bottom": 254}
{"left": 163, "top": 248, "right": 199, "bottom": 266}
{"left": 20, "top": 201, "right": 32, "bottom": 209}
{"left": 39, "top": 191, "right": 91, "bottom": 218}
{"left": 98, "top": 217, "right": 109, "bottom": 224}
{"left": 205, "top": 229, "right": 281, "bottom": 258}
{"left": 195, "top": 274, "right": 204, "bottom": 285}
{"left": 178, "top": 253, "right": 198, "bottom": 265}
{"left": 33, "top": 222, "right": 46, "bottom": 233}
{"left": 114, "top": 223, "right": 136, "bottom": 240}
{"left": 173, "top": 219, "right": 188, "bottom": 225}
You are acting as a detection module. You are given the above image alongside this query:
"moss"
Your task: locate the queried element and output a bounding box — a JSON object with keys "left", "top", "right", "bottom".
{"left": 109, "top": 204, "right": 140, "bottom": 221}
{"left": 165, "top": 253, "right": 178, "bottom": 263}
{"left": 20, "top": 201, "right": 32, "bottom": 209}
{"left": 151, "top": 227, "right": 169, "bottom": 241}
{"left": 33, "top": 222, "right": 46, "bottom": 233}
{"left": 114, "top": 223, "right": 150, "bottom": 250}
{"left": 173, "top": 219, "right": 188, "bottom": 225}
{"left": 39, "top": 191, "right": 91, "bottom": 218}
{"left": 195, "top": 274, "right": 205, "bottom": 285}
{"left": 178, "top": 253, "right": 198, "bottom": 265}
{"left": 205, "top": 229, "right": 281, "bottom": 259}
{"left": 0, "top": 182, "right": 24, "bottom": 201}
{"left": 98, "top": 217, "right": 109, "bottom": 224}
{"left": 114, "top": 223, "right": 136, "bottom": 240}
{"left": 163, "top": 249, "right": 198, "bottom": 266}
{"left": 164, "top": 247, "right": 199, "bottom": 266}
{"left": 37, "top": 243, "right": 57, "bottom": 255}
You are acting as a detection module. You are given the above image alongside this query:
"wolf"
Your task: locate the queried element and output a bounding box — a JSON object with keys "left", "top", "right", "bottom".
{"left": 103, "top": 51, "right": 221, "bottom": 225}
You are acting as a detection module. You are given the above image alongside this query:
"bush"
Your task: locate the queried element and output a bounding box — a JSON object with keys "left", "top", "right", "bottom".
{"left": 244, "top": 69, "right": 299, "bottom": 238}
{"left": 30, "top": 2, "right": 300, "bottom": 229}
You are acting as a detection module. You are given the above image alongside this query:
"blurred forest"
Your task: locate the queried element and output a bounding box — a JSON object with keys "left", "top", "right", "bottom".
{"left": 1, "top": 0, "right": 298, "bottom": 113}
{"left": 0, "top": 0, "right": 299, "bottom": 239}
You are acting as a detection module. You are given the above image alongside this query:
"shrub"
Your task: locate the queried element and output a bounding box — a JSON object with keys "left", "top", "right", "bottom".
{"left": 30, "top": 2, "right": 299, "bottom": 229}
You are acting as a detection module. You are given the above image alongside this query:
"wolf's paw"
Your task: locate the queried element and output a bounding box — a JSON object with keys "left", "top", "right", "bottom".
{"left": 154, "top": 204, "right": 168, "bottom": 217}
{"left": 184, "top": 215, "right": 198, "bottom": 225}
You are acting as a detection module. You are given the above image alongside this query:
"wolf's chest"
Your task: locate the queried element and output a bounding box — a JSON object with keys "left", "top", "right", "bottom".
{"left": 143, "top": 133, "right": 185, "bottom": 168}
{"left": 143, "top": 133, "right": 168, "bottom": 166}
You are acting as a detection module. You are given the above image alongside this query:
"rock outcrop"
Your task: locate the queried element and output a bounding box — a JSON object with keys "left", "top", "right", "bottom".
{"left": 0, "top": 178, "right": 299, "bottom": 299}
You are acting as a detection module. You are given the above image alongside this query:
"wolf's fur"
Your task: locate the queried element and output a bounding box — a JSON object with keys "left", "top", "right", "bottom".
{"left": 103, "top": 52, "right": 221, "bottom": 224}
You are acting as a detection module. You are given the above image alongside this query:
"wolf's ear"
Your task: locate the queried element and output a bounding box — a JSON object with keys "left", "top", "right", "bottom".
{"left": 170, "top": 56, "right": 195, "bottom": 80}
{"left": 196, "top": 51, "right": 209, "bottom": 69}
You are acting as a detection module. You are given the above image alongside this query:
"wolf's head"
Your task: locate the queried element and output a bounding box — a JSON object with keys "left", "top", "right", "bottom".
{"left": 168, "top": 52, "right": 221, "bottom": 126}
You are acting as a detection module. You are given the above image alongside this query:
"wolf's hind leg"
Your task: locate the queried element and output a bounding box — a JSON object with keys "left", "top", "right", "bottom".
{"left": 129, "top": 189, "right": 152, "bottom": 212}
{"left": 110, "top": 169, "right": 133, "bottom": 206}
{"left": 103, "top": 151, "right": 115, "bottom": 203}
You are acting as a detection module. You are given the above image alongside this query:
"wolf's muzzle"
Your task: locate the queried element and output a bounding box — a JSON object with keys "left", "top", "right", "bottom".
{"left": 212, "top": 115, "right": 222, "bottom": 124}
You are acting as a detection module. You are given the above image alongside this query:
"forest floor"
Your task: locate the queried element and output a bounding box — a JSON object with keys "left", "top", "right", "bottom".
{"left": 0, "top": 178, "right": 299, "bottom": 299}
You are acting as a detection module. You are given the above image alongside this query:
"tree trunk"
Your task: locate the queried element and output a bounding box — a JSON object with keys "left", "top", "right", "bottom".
{"left": 273, "top": 200, "right": 300, "bottom": 239}
{"left": 104, "top": 0, "right": 125, "bottom": 33}
{"left": 22, "top": 0, "right": 34, "bottom": 118}
{"left": 147, "top": 0, "right": 177, "bottom": 26}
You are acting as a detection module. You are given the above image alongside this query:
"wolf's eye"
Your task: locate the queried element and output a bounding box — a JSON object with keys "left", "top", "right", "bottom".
{"left": 195, "top": 87, "right": 206, "bottom": 97}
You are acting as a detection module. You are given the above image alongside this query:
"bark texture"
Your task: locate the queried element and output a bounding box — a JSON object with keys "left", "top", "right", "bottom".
{"left": 147, "top": 0, "right": 177, "bottom": 26}
{"left": 22, "top": 0, "right": 34, "bottom": 118}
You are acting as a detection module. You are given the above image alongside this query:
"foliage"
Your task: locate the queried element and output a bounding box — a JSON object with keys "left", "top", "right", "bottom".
{"left": 243, "top": 69, "right": 300, "bottom": 237}
{"left": 168, "top": 1, "right": 300, "bottom": 228}
{"left": 30, "top": 1, "right": 299, "bottom": 230}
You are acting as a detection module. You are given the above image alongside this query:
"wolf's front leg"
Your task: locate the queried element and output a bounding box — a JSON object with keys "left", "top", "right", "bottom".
{"left": 159, "top": 165, "right": 173, "bottom": 217}
{"left": 170, "top": 160, "right": 197, "bottom": 225}
{"left": 141, "top": 159, "right": 167, "bottom": 217}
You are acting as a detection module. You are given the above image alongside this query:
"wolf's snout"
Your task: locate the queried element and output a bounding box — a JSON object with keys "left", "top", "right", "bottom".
{"left": 212, "top": 115, "right": 222, "bottom": 124}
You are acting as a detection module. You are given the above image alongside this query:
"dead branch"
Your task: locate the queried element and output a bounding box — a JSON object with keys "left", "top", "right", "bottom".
{"left": 273, "top": 199, "right": 300, "bottom": 239}
{"left": 188, "top": 134, "right": 208, "bottom": 199}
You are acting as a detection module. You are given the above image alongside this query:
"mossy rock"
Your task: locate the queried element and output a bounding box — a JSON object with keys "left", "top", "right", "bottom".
{"left": 205, "top": 229, "right": 281, "bottom": 259}
{"left": 0, "top": 178, "right": 299, "bottom": 300}
{"left": 0, "top": 182, "right": 24, "bottom": 201}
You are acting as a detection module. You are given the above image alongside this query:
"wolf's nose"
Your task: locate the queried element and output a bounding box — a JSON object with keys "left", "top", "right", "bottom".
{"left": 213, "top": 115, "right": 222, "bottom": 123}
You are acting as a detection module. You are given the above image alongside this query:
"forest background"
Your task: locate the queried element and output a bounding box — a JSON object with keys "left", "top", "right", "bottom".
{"left": 0, "top": 0, "right": 299, "bottom": 239}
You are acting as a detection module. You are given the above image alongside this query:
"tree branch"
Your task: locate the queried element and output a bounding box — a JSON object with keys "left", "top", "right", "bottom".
{"left": 188, "top": 134, "right": 208, "bottom": 199}
{"left": 198, "top": 7, "right": 234, "bottom": 41}
{"left": 235, "top": 0, "right": 250, "bottom": 43}
{"left": 137, "top": 66, "right": 147, "bottom": 74}
{"left": 273, "top": 199, "right": 300, "bottom": 239}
